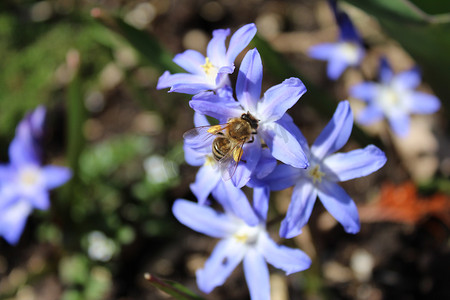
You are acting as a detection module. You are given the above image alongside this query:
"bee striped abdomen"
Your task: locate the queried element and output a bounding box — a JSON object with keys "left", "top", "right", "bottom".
{"left": 212, "top": 137, "right": 231, "bottom": 161}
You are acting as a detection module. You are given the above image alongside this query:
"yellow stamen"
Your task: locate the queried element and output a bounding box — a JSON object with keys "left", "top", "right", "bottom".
{"left": 309, "top": 165, "right": 325, "bottom": 184}
{"left": 201, "top": 57, "right": 215, "bottom": 75}
{"left": 234, "top": 234, "right": 248, "bottom": 243}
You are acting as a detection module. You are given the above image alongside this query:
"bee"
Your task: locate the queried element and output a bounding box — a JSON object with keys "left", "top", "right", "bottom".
{"left": 183, "top": 112, "right": 259, "bottom": 180}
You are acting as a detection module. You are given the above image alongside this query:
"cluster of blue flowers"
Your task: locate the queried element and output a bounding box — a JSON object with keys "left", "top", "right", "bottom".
{"left": 0, "top": 106, "right": 72, "bottom": 245}
{"left": 310, "top": 1, "right": 440, "bottom": 138}
{"left": 158, "top": 21, "right": 387, "bottom": 299}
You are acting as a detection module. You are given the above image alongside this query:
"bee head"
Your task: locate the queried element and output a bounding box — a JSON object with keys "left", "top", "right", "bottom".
{"left": 241, "top": 112, "right": 259, "bottom": 130}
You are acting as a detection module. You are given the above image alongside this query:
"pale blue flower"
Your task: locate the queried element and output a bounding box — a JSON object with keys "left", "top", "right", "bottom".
{"left": 157, "top": 23, "right": 257, "bottom": 95}
{"left": 308, "top": 1, "right": 365, "bottom": 80}
{"left": 255, "top": 101, "right": 386, "bottom": 238}
{"left": 350, "top": 57, "right": 441, "bottom": 137}
{"left": 189, "top": 48, "right": 309, "bottom": 187}
{"left": 172, "top": 192, "right": 311, "bottom": 299}
{"left": 0, "top": 107, "right": 72, "bottom": 245}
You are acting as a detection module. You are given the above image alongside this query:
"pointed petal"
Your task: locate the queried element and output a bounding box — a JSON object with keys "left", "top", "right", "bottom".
{"left": 243, "top": 249, "right": 270, "bottom": 300}
{"left": 259, "top": 232, "right": 311, "bottom": 275}
{"left": 207, "top": 28, "right": 230, "bottom": 66}
{"left": 253, "top": 186, "right": 270, "bottom": 222}
{"left": 236, "top": 48, "right": 262, "bottom": 112}
{"left": 393, "top": 67, "right": 421, "bottom": 90}
{"left": 196, "top": 238, "right": 246, "bottom": 293}
{"left": 357, "top": 105, "right": 383, "bottom": 125}
{"left": 157, "top": 72, "right": 211, "bottom": 93}
{"left": 172, "top": 199, "right": 237, "bottom": 238}
{"left": 324, "top": 145, "right": 386, "bottom": 182}
{"left": 230, "top": 139, "right": 261, "bottom": 188}
{"left": 327, "top": 55, "right": 349, "bottom": 80}
{"left": 317, "top": 181, "right": 360, "bottom": 234}
{"left": 42, "top": 166, "right": 72, "bottom": 189}
{"left": 189, "top": 98, "right": 242, "bottom": 121}
{"left": 212, "top": 180, "right": 259, "bottom": 226}
{"left": 350, "top": 82, "right": 379, "bottom": 102}
{"left": 9, "top": 137, "right": 39, "bottom": 167}
{"left": 173, "top": 50, "right": 205, "bottom": 75}
{"left": 226, "top": 23, "right": 257, "bottom": 64}
{"left": 408, "top": 92, "right": 440, "bottom": 114}
{"left": 256, "top": 164, "right": 301, "bottom": 191}
{"left": 280, "top": 181, "right": 317, "bottom": 238}
{"left": 258, "top": 77, "right": 307, "bottom": 122}
{"left": 311, "top": 100, "right": 353, "bottom": 159}
{"left": 387, "top": 113, "right": 410, "bottom": 137}
{"left": 260, "top": 121, "right": 308, "bottom": 169}
{"left": 379, "top": 57, "right": 393, "bottom": 84}
{"left": 253, "top": 148, "right": 277, "bottom": 180}
{"left": 29, "top": 191, "right": 50, "bottom": 210}
{"left": 183, "top": 143, "right": 207, "bottom": 166}
{"left": 0, "top": 200, "right": 32, "bottom": 245}
{"left": 308, "top": 43, "right": 336, "bottom": 60}
{"left": 190, "top": 164, "right": 221, "bottom": 205}
{"left": 0, "top": 165, "right": 14, "bottom": 181}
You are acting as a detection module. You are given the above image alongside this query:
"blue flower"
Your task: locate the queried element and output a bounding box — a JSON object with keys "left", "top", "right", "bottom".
{"left": 157, "top": 23, "right": 257, "bottom": 95}
{"left": 308, "top": 1, "right": 365, "bottom": 80}
{"left": 185, "top": 113, "right": 274, "bottom": 224}
{"left": 0, "top": 107, "right": 72, "bottom": 245}
{"left": 189, "top": 48, "right": 309, "bottom": 186}
{"left": 350, "top": 57, "right": 441, "bottom": 137}
{"left": 255, "top": 101, "right": 386, "bottom": 238}
{"left": 172, "top": 191, "right": 311, "bottom": 299}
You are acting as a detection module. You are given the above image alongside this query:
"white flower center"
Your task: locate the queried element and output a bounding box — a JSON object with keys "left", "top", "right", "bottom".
{"left": 308, "top": 164, "right": 325, "bottom": 184}
{"left": 338, "top": 42, "right": 360, "bottom": 65}
{"left": 201, "top": 57, "right": 218, "bottom": 85}
{"left": 233, "top": 223, "right": 262, "bottom": 246}
{"left": 19, "top": 166, "right": 43, "bottom": 188}
{"left": 377, "top": 86, "right": 405, "bottom": 117}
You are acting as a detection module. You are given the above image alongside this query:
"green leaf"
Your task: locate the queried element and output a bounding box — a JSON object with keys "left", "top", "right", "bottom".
{"left": 144, "top": 273, "right": 205, "bottom": 300}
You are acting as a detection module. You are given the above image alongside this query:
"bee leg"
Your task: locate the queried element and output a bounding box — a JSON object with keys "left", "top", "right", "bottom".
{"left": 247, "top": 136, "right": 255, "bottom": 143}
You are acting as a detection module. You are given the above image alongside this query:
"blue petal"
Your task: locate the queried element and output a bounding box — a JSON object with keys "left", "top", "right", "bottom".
{"left": 212, "top": 180, "right": 259, "bottom": 226}
{"left": 259, "top": 232, "right": 311, "bottom": 274}
{"left": 170, "top": 82, "right": 216, "bottom": 94}
{"left": 408, "top": 92, "right": 441, "bottom": 114}
{"left": 0, "top": 200, "right": 32, "bottom": 245}
{"left": 379, "top": 57, "right": 393, "bottom": 84}
{"left": 317, "top": 181, "right": 360, "bottom": 234}
{"left": 207, "top": 28, "right": 230, "bottom": 66}
{"left": 311, "top": 100, "right": 353, "bottom": 160}
{"left": 357, "top": 105, "right": 383, "bottom": 125}
{"left": 183, "top": 142, "right": 207, "bottom": 166}
{"left": 157, "top": 72, "right": 211, "bottom": 93}
{"left": 172, "top": 199, "right": 237, "bottom": 238}
{"left": 173, "top": 49, "right": 205, "bottom": 75}
{"left": 29, "top": 190, "right": 50, "bottom": 210}
{"left": 323, "top": 145, "right": 387, "bottom": 182}
{"left": 336, "top": 10, "right": 361, "bottom": 42}
{"left": 327, "top": 55, "right": 349, "bottom": 80}
{"left": 253, "top": 148, "right": 277, "bottom": 180}
{"left": 253, "top": 186, "right": 270, "bottom": 222}
{"left": 190, "top": 164, "right": 221, "bottom": 205}
{"left": 42, "top": 166, "right": 72, "bottom": 189}
{"left": 280, "top": 180, "right": 317, "bottom": 239}
{"left": 196, "top": 238, "right": 246, "bottom": 293}
{"left": 226, "top": 23, "right": 257, "bottom": 64}
{"left": 0, "top": 165, "right": 14, "bottom": 181}
{"left": 189, "top": 98, "right": 242, "bottom": 121}
{"left": 387, "top": 112, "right": 410, "bottom": 137}
{"left": 9, "top": 136, "right": 40, "bottom": 167}
{"left": 392, "top": 67, "right": 421, "bottom": 90}
{"left": 258, "top": 77, "right": 307, "bottom": 122}
{"left": 230, "top": 139, "right": 261, "bottom": 188}
{"left": 256, "top": 164, "right": 301, "bottom": 191}
{"left": 308, "top": 43, "right": 336, "bottom": 60}
{"left": 350, "top": 82, "right": 379, "bottom": 102}
{"left": 236, "top": 48, "right": 262, "bottom": 112}
{"left": 243, "top": 248, "right": 270, "bottom": 300}
{"left": 260, "top": 121, "right": 308, "bottom": 168}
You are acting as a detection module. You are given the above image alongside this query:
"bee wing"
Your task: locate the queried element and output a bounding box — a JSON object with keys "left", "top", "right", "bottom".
{"left": 218, "top": 141, "right": 244, "bottom": 181}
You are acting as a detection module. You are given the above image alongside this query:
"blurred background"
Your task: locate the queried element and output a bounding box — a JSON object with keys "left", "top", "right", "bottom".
{"left": 0, "top": 0, "right": 449, "bottom": 299}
